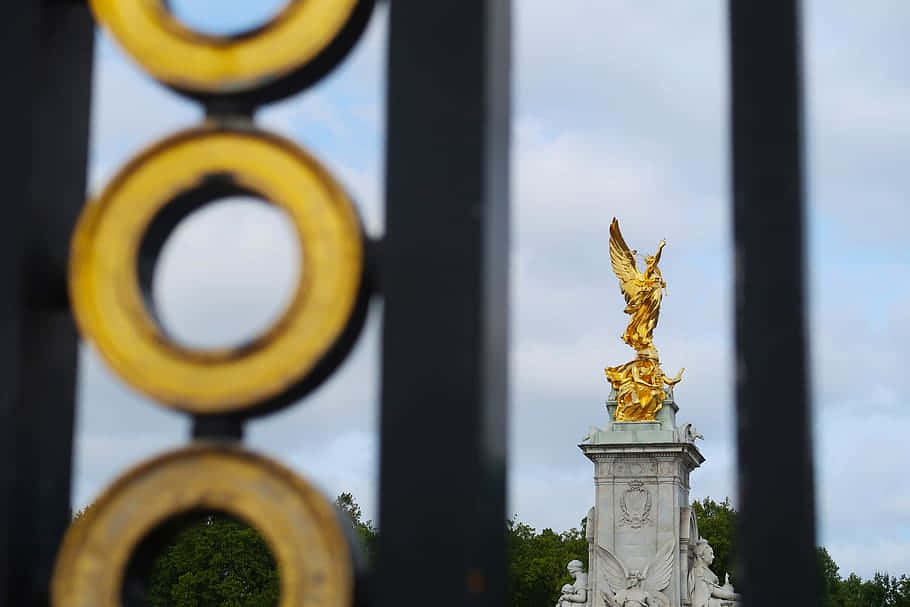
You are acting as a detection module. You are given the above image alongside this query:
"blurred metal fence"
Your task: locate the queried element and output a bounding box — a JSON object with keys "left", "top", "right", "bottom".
{"left": 0, "top": 2, "right": 815, "bottom": 606}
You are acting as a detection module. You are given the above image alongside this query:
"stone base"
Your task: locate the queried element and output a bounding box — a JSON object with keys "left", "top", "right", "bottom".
{"left": 599, "top": 421, "right": 675, "bottom": 443}
{"left": 589, "top": 388, "right": 681, "bottom": 443}
{"left": 579, "top": 389, "right": 704, "bottom": 607}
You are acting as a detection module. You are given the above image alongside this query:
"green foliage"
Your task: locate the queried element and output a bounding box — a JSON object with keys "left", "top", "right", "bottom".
{"left": 506, "top": 517, "right": 588, "bottom": 607}
{"left": 144, "top": 512, "right": 280, "bottom": 607}
{"left": 833, "top": 572, "right": 910, "bottom": 607}
{"left": 690, "top": 500, "right": 910, "bottom": 607}
{"left": 335, "top": 492, "right": 378, "bottom": 564}
{"left": 95, "top": 492, "right": 377, "bottom": 607}
{"left": 688, "top": 502, "right": 910, "bottom": 607}
{"left": 839, "top": 573, "right": 867, "bottom": 607}
{"left": 813, "top": 543, "right": 910, "bottom": 607}
{"left": 71, "top": 493, "right": 910, "bottom": 607}
{"left": 691, "top": 496, "right": 737, "bottom": 583}
{"left": 817, "top": 546, "right": 842, "bottom": 607}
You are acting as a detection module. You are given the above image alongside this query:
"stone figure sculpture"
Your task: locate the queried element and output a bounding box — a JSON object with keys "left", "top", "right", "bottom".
{"left": 688, "top": 539, "right": 740, "bottom": 607}
{"left": 556, "top": 560, "right": 588, "bottom": 607}
{"left": 581, "top": 426, "right": 602, "bottom": 443}
{"left": 596, "top": 540, "right": 675, "bottom": 607}
{"left": 604, "top": 218, "right": 684, "bottom": 421}
{"left": 680, "top": 423, "right": 704, "bottom": 443}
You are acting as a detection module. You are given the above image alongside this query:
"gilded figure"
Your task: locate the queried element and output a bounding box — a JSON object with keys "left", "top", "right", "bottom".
{"left": 605, "top": 218, "right": 683, "bottom": 421}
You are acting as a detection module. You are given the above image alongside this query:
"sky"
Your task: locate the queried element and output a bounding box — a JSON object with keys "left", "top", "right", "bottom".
{"left": 74, "top": 1, "right": 910, "bottom": 579}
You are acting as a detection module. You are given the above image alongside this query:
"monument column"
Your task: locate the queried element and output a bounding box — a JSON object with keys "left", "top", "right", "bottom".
{"left": 570, "top": 219, "right": 738, "bottom": 607}
{"left": 580, "top": 390, "right": 704, "bottom": 607}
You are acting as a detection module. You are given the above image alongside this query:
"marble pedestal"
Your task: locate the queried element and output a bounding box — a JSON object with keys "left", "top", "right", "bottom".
{"left": 579, "top": 390, "right": 704, "bottom": 607}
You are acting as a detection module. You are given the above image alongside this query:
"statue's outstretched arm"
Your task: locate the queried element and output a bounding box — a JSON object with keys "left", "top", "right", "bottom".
{"left": 653, "top": 239, "right": 666, "bottom": 265}
{"left": 664, "top": 368, "right": 685, "bottom": 386}
{"left": 710, "top": 584, "right": 740, "bottom": 601}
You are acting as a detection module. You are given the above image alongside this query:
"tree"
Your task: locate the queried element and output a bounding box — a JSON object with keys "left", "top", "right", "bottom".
{"left": 898, "top": 575, "right": 910, "bottom": 607}
{"left": 507, "top": 517, "right": 588, "bottom": 607}
{"left": 72, "top": 493, "right": 910, "bottom": 607}
{"left": 864, "top": 573, "right": 893, "bottom": 607}
{"left": 863, "top": 572, "right": 910, "bottom": 607}
{"left": 335, "top": 492, "right": 378, "bottom": 564}
{"left": 690, "top": 502, "right": 910, "bottom": 607}
{"left": 140, "top": 511, "right": 280, "bottom": 607}
{"left": 691, "top": 497, "right": 737, "bottom": 583}
{"left": 79, "top": 492, "right": 378, "bottom": 606}
{"left": 839, "top": 572, "right": 867, "bottom": 607}
{"left": 816, "top": 546, "right": 842, "bottom": 607}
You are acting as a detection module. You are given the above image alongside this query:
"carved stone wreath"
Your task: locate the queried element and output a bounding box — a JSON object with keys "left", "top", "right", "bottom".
{"left": 619, "top": 480, "right": 652, "bottom": 528}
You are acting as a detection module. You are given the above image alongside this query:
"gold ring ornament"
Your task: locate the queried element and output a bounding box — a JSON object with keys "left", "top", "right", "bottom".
{"left": 90, "top": 0, "right": 371, "bottom": 101}
{"left": 70, "top": 125, "right": 366, "bottom": 414}
{"left": 52, "top": 444, "right": 353, "bottom": 607}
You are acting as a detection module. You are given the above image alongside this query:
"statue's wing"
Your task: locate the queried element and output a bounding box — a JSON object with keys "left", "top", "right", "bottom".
{"left": 687, "top": 568, "right": 696, "bottom": 601}
{"left": 609, "top": 218, "right": 641, "bottom": 300}
{"left": 642, "top": 539, "right": 676, "bottom": 594}
{"left": 595, "top": 543, "right": 629, "bottom": 595}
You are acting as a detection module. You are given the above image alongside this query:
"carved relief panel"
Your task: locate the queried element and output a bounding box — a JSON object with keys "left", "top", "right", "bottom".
{"left": 618, "top": 480, "right": 653, "bottom": 528}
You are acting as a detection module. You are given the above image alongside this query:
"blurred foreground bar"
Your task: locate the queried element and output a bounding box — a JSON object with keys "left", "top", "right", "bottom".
{"left": 378, "top": 3, "right": 511, "bottom": 607}
{"left": 729, "top": 2, "right": 818, "bottom": 604}
{"left": 0, "top": 2, "right": 94, "bottom": 605}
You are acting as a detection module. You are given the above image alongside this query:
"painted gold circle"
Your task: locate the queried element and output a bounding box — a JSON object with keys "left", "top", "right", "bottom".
{"left": 70, "top": 126, "right": 363, "bottom": 414}
{"left": 89, "top": 0, "right": 360, "bottom": 94}
{"left": 52, "top": 444, "right": 353, "bottom": 607}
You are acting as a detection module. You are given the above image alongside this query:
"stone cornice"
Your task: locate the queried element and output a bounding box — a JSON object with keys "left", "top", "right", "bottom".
{"left": 594, "top": 478, "right": 691, "bottom": 490}
{"left": 579, "top": 441, "right": 705, "bottom": 469}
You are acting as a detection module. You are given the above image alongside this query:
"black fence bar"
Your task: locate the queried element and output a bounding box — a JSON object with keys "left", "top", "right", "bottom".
{"left": 377, "top": 3, "right": 511, "bottom": 607}
{"left": 729, "top": 2, "right": 817, "bottom": 604}
{"left": 0, "top": 2, "right": 94, "bottom": 605}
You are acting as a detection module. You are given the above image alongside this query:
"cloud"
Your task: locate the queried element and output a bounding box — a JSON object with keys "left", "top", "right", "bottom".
{"left": 816, "top": 409, "right": 910, "bottom": 577}
{"left": 73, "top": 429, "right": 188, "bottom": 508}
{"left": 506, "top": 0, "right": 734, "bottom": 538}
{"left": 804, "top": 0, "right": 910, "bottom": 249}
{"left": 73, "top": 346, "right": 188, "bottom": 507}
{"left": 280, "top": 430, "right": 378, "bottom": 524}
{"left": 507, "top": 0, "right": 910, "bottom": 580}
{"left": 151, "top": 198, "right": 301, "bottom": 349}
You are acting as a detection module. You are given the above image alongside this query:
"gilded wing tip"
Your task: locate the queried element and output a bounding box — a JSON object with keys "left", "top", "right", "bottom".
{"left": 610, "top": 218, "right": 622, "bottom": 240}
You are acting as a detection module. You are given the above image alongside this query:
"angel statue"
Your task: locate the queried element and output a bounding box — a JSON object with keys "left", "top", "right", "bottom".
{"left": 596, "top": 541, "right": 675, "bottom": 607}
{"left": 556, "top": 560, "right": 588, "bottom": 607}
{"left": 604, "top": 218, "right": 684, "bottom": 421}
{"left": 687, "top": 539, "right": 741, "bottom": 607}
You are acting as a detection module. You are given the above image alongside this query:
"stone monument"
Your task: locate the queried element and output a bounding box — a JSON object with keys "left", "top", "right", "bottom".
{"left": 563, "top": 219, "right": 740, "bottom": 607}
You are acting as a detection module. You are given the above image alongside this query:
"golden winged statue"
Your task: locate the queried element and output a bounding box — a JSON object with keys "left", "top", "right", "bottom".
{"left": 605, "top": 218, "right": 683, "bottom": 421}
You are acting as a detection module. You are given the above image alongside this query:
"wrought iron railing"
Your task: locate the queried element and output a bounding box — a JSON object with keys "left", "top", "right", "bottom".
{"left": 0, "top": 2, "right": 815, "bottom": 606}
